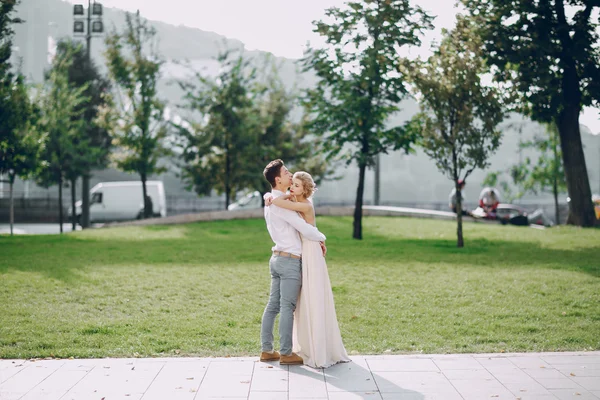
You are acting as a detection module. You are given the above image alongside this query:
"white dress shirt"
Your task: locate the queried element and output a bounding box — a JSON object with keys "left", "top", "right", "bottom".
{"left": 265, "top": 190, "right": 326, "bottom": 256}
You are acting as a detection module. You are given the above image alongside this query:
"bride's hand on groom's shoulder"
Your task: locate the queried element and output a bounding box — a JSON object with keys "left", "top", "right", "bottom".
{"left": 263, "top": 192, "right": 274, "bottom": 206}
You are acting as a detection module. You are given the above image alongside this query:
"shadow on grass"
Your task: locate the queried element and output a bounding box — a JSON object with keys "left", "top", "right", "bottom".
{"left": 1, "top": 219, "right": 599, "bottom": 282}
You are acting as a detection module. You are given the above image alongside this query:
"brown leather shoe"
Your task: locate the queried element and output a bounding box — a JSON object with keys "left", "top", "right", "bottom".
{"left": 260, "top": 351, "right": 280, "bottom": 362}
{"left": 280, "top": 352, "right": 303, "bottom": 365}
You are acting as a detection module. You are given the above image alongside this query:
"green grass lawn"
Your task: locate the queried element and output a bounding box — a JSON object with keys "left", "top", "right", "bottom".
{"left": 1, "top": 217, "right": 599, "bottom": 359}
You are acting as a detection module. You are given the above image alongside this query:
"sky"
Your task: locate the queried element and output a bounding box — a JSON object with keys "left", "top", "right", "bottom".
{"left": 65, "top": 0, "right": 599, "bottom": 133}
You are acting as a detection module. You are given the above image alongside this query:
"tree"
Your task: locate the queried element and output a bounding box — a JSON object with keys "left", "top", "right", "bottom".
{"left": 485, "top": 123, "right": 567, "bottom": 224}
{"left": 35, "top": 52, "right": 88, "bottom": 234}
{"left": 408, "top": 17, "right": 505, "bottom": 247}
{"left": 0, "top": 0, "right": 20, "bottom": 87}
{"left": 55, "top": 39, "right": 111, "bottom": 229}
{"left": 104, "top": 11, "right": 169, "bottom": 218}
{"left": 54, "top": 39, "right": 111, "bottom": 230}
{"left": 0, "top": 75, "right": 39, "bottom": 236}
{"left": 461, "top": 0, "right": 599, "bottom": 227}
{"left": 249, "top": 66, "right": 337, "bottom": 200}
{"left": 175, "top": 52, "right": 338, "bottom": 209}
{"left": 302, "top": 0, "right": 433, "bottom": 239}
{"left": 0, "top": 0, "right": 39, "bottom": 236}
{"left": 175, "top": 51, "right": 259, "bottom": 210}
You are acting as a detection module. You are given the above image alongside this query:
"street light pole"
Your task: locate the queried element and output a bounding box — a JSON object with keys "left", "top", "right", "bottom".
{"left": 80, "top": 0, "right": 92, "bottom": 229}
{"left": 74, "top": 0, "right": 103, "bottom": 229}
{"left": 86, "top": 0, "right": 92, "bottom": 62}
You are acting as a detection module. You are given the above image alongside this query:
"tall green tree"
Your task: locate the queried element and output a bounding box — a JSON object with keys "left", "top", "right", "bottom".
{"left": 250, "top": 69, "right": 337, "bottom": 199}
{"left": 461, "top": 0, "right": 599, "bottom": 227}
{"left": 408, "top": 18, "right": 505, "bottom": 248}
{"left": 54, "top": 39, "right": 111, "bottom": 230}
{"left": 175, "top": 52, "right": 338, "bottom": 209}
{"left": 175, "top": 51, "right": 259, "bottom": 210}
{"left": 55, "top": 39, "right": 112, "bottom": 229}
{"left": 302, "top": 0, "right": 433, "bottom": 239}
{"left": 0, "top": 0, "right": 39, "bottom": 235}
{"left": 104, "top": 11, "right": 169, "bottom": 218}
{"left": 35, "top": 52, "right": 88, "bottom": 234}
{"left": 0, "top": 75, "right": 39, "bottom": 236}
{"left": 0, "top": 0, "right": 20, "bottom": 89}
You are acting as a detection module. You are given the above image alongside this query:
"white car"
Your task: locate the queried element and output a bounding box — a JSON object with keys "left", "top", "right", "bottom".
{"left": 227, "top": 191, "right": 262, "bottom": 211}
{"left": 70, "top": 181, "right": 167, "bottom": 223}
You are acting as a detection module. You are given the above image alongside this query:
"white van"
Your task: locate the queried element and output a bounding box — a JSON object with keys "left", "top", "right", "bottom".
{"left": 71, "top": 181, "right": 167, "bottom": 223}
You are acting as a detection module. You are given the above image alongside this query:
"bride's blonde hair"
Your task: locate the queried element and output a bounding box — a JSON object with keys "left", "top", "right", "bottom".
{"left": 293, "top": 171, "right": 317, "bottom": 199}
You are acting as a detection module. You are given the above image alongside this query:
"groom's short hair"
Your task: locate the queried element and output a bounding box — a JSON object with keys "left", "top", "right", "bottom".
{"left": 264, "top": 159, "right": 285, "bottom": 187}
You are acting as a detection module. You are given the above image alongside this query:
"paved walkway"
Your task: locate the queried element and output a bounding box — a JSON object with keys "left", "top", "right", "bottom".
{"left": 1, "top": 352, "right": 599, "bottom": 400}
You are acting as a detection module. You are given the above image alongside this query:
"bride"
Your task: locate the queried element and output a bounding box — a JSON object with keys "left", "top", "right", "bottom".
{"left": 265, "top": 171, "right": 350, "bottom": 368}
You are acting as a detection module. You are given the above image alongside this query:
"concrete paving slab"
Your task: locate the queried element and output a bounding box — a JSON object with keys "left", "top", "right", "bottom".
{"left": 449, "top": 378, "right": 516, "bottom": 399}
{"left": 140, "top": 359, "right": 209, "bottom": 400}
{"left": 0, "top": 360, "right": 28, "bottom": 384}
{"left": 431, "top": 356, "right": 483, "bottom": 370}
{"left": 367, "top": 359, "right": 439, "bottom": 372}
{"left": 569, "top": 376, "right": 600, "bottom": 392}
{"left": 553, "top": 363, "right": 600, "bottom": 377}
{"left": 549, "top": 388, "right": 599, "bottom": 399}
{"left": 324, "top": 357, "right": 378, "bottom": 393}
{"left": 288, "top": 365, "right": 327, "bottom": 398}
{"left": 0, "top": 360, "right": 65, "bottom": 400}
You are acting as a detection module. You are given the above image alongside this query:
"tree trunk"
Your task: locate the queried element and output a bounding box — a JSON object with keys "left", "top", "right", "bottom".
{"left": 553, "top": 178, "right": 560, "bottom": 225}
{"left": 552, "top": 128, "right": 560, "bottom": 225}
{"left": 82, "top": 174, "right": 90, "bottom": 229}
{"left": 555, "top": 44, "right": 595, "bottom": 227}
{"left": 556, "top": 106, "right": 595, "bottom": 227}
{"left": 450, "top": 144, "right": 464, "bottom": 247}
{"left": 9, "top": 174, "right": 14, "bottom": 236}
{"left": 58, "top": 176, "right": 63, "bottom": 234}
{"left": 141, "top": 174, "right": 150, "bottom": 218}
{"left": 456, "top": 184, "right": 464, "bottom": 248}
{"left": 353, "top": 162, "right": 367, "bottom": 240}
{"left": 71, "top": 178, "right": 77, "bottom": 231}
{"left": 374, "top": 154, "right": 380, "bottom": 206}
{"left": 225, "top": 147, "right": 231, "bottom": 210}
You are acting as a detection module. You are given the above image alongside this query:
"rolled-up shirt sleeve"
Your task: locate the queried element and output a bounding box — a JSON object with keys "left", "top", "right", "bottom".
{"left": 271, "top": 206, "right": 326, "bottom": 242}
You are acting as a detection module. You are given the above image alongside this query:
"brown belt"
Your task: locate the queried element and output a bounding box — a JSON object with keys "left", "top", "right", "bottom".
{"left": 272, "top": 251, "right": 301, "bottom": 260}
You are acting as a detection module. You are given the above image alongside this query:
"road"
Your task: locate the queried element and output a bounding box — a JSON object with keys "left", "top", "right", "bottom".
{"left": 0, "top": 223, "right": 82, "bottom": 235}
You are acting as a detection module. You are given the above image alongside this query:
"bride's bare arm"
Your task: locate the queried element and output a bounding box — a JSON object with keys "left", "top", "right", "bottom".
{"left": 272, "top": 196, "right": 313, "bottom": 213}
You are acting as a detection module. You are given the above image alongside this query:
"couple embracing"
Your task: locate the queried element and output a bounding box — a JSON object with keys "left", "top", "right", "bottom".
{"left": 259, "top": 159, "right": 351, "bottom": 369}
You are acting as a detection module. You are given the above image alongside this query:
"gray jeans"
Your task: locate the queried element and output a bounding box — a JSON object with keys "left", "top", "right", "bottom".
{"left": 260, "top": 254, "right": 302, "bottom": 355}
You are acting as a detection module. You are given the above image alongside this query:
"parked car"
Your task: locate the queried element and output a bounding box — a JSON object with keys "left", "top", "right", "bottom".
{"left": 69, "top": 181, "right": 167, "bottom": 224}
{"left": 227, "top": 191, "right": 262, "bottom": 211}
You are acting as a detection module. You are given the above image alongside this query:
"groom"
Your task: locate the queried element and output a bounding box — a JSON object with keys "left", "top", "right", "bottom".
{"left": 260, "top": 159, "right": 327, "bottom": 365}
